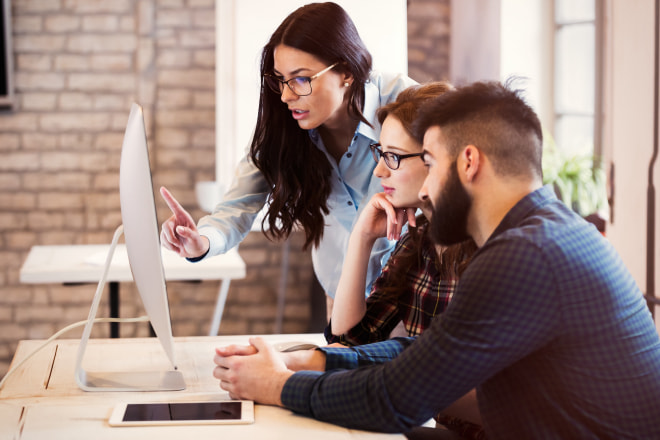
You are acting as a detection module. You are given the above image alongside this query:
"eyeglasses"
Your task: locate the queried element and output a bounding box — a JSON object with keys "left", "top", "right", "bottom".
{"left": 369, "top": 143, "right": 423, "bottom": 170}
{"left": 264, "top": 62, "right": 339, "bottom": 96}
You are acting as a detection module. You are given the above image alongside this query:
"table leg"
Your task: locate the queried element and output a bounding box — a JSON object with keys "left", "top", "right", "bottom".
{"left": 209, "top": 279, "right": 231, "bottom": 336}
{"left": 109, "top": 281, "right": 119, "bottom": 338}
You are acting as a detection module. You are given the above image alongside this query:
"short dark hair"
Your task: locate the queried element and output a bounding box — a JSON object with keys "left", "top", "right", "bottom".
{"left": 413, "top": 79, "right": 543, "bottom": 179}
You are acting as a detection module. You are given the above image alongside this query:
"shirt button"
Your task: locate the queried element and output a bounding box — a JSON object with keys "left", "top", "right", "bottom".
{"left": 347, "top": 201, "right": 353, "bottom": 206}
{"left": 346, "top": 153, "right": 352, "bottom": 158}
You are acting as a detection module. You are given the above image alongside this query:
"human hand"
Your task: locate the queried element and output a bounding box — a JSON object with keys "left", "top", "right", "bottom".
{"left": 159, "top": 186, "right": 210, "bottom": 258}
{"left": 355, "top": 193, "right": 417, "bottom": 241}
{"left": 216, "top": 341, "right": 325, "bottom": 372}
{"left": 213, "top": 337, "right": 294, "bottom": 405}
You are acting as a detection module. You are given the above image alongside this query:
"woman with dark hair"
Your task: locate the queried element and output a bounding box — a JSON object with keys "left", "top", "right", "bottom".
{"left": 326, "top": 82, "right": 477, "bottom": 345}
{"left": 160, "top": 2, "right": 417, "bottom": 312}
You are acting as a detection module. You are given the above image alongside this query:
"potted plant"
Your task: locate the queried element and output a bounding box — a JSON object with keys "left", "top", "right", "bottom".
{"left": 542, "top": 133, "right": 608, "bottom": 232}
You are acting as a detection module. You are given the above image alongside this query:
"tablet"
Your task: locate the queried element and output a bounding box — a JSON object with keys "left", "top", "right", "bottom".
{"left": 108, "top": 400, "right": 254, "bottom": 427}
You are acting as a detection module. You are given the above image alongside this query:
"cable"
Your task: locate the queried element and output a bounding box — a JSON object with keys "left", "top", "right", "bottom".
{"left": 0, "top": 315, "right": 149, "bottom": 390}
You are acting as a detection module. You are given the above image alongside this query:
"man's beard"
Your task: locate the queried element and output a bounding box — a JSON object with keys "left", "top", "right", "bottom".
{"left": 429, "top": 162, "right": 472, "bottom": 246}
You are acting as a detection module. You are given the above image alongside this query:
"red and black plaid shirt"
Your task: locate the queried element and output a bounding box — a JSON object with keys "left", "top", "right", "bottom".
{"left": 326, "top": 230, "right": 456, "bottom": 346}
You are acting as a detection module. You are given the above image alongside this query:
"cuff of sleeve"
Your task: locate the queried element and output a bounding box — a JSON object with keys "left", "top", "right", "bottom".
{"left": 197, "top": 226, "right": 228, "bottom": 258}
{"left": 281, "top": 370, "right": 324, "bottom": 415}
{"left": 185, "top": 247, "right": 209, "bottom": 263}
{"left": 317, "top": 346, "right": 359, "bottom": 371}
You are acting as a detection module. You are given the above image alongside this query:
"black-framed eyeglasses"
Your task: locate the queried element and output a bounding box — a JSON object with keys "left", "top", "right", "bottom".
{"left": 369, "top": 143, "right": 423, "bottom": 170}
{"left": 264, "top": 62, "right": 339, "bottom": 96}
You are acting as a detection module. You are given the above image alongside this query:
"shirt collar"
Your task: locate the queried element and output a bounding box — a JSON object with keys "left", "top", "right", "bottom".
{"left": 488, "top": 185, "right": 558, "bottom": 240}
{"left": 356, "top": 78, "right": 381, "bottom": 142}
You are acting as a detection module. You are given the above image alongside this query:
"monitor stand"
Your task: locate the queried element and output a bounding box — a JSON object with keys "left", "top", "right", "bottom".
{"left": 74, "top": 224, "right": 186, "bottom": 392}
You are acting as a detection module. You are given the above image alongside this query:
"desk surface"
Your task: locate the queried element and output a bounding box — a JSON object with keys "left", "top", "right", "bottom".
{"left": 20, "top": 244, "right": 246, "bottom": 284}
{"left": 0, "top": 334, "right": 403, "bottom": 439}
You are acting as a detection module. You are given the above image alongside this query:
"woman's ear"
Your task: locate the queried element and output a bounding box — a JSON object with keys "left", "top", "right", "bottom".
{"left": 339, "top": 64, "right": 354, "bottom": 88}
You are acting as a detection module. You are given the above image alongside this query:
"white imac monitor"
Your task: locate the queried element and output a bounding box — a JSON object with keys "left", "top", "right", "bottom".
{"left": 74, "top": 103, "right": 185, "bottom": 392}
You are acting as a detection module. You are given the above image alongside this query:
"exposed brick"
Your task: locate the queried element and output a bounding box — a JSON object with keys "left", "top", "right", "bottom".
{"left": 13, "top": 16, "right": 43, "bottom": 33}
{"left": 16, "top": 54, "right": 52, "bottom": 71}
{"left": 54, "top": 54, "right": 90, "bottom": 71}
{"left": 188, "top": 0, "right": 214, "bottom": 8}
{"left": 180, "top": 30, "right": 214, "bottom": 48}
{"left": 157, "top": 9, "right": 192, "bottom": 27}
{"left": 120, "top": 16, "right": 136, "bottom": 32}
{"left": 59, "top": 133, "right": 95, "bottom": 150}
{"left": 40, "top": 230, "right": 78, "bottom": 245}
{"left": 58, "top": 92, "right": 94, "bottom": 110}
{"left": 14, "top": 0, "right": 63, "bottom": 13}
{"left": 67, "top": 73, "right": 136, "bottom": 92}
{"left": 192, "top": 50, "right": 214, "bottom": 68}
{"left": 157, "top": 89, "right": 191, "bottom": 108}
{"left": 16, "top": 305, "right": 67, "bottom": 323}
{"left": 13, "top": 35, "right": 67, "bottom": 53}
{"left": 0, "top": 324, "right": 28, "bottom": 342}
{"left": 0, "top": 114, "right": 39, "bottom": 131}
{"left": 0, "top": 133, "right": 20, "bottom": 150}
{"left": 44, "top": 15, "right": 81, "bottom": 32}
{"left": 94, "top": 132, "right": 124, "bottom": 150}
{"left": 192, "top": 10, "right": 214, "bottom": 28}
{"left": 155, "top": 109, "right": 214, "bottom": 128}
{"left": 15, "top": 72, "right": 66, "bottom": 91}
{"left": 0, "top": 193, "right": 37, "bottom": 210}
{"left": 0, "top": 173, "right": 21, "bottom": 190}
{"left": 157, "top": 50, "right": 192, "bottom": 68}
{"left": 6, "top": 231, "right": 38, "bottom": 250}
{"left": 157, "top": 69, "right": 213, "bottom": 88}
{"left": 191, "top": 128, "right": 214, "bottom": 147}
{"left": 94, "top": 94, "right": 130, "bottom": 111}
{"left": 63, "top": 0, "right": 132, "bottom": 14}
{"left": 67, "top": 34, "right": 137, "bottom": 53}
{"left": 154, "top": 129, "right": 187, "bottom": 149}
{"left": 27, "top": 211, "right": 66, "bottom": 229}
{"left": 89, "top": 54, "right": 133, "bottom": 72}
{"left": 157, "top": 0, "right": 186, "bottom": 9}
{"left": 40, "top": 113, "right": 111, "bottom": 131}
{"left": 0, "top": 213, "right": 28, "bottom": 230}
{"left": 0, "top": 153, "right": 41, "bottom": 171}
{"left": 23, "top": 172, "right": 91, "bottom": 190}
{"left": 192, "top": 91, "right": 214, "bottom": 109}
{"left": 82, "top": 15, "right": 120, "bottom": 32}
{"left": 137, "top": 39, "right": 155, "bottom": 71}
{"left": 37, "top": 192, "right": 85, "bottom": 210}
{"left": 137, "top": 0, "right": 155, "bottom": 35}
{"left": 20, "top": 93, "right": 57, "bottom": 111}
{"left": 26, "top": 324, "right": 58, "bottom": 340}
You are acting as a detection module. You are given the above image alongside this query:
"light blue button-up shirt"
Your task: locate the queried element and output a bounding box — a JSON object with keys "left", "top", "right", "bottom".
{"left": 197, "top": 71, "right": 417, "bottom": 298}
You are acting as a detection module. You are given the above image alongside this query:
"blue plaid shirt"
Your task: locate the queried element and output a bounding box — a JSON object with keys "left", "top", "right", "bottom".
{"left": 282, "top": 185, "right": 660, "bottom": 439}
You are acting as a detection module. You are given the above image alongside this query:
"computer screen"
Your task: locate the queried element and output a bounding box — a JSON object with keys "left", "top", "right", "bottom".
{"left": 119, "top": 103, "right": 178, "bottom": 367}
{"left": 75, "top": 103, "right": 184, "bottom": 391}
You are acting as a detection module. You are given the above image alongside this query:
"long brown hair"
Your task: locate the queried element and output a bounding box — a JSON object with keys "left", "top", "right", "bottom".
{"left": 374, "top": 82, "right": 477, "bottom": 300}
{"left": 249, "top": 2, "right": 373, "bottom": 249}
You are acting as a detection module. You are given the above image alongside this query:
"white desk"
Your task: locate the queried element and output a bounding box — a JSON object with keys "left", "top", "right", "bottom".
{"left": 19, "top": 245, "right": 246, "bottom": 337}
{"left": 0, "top": 334, "right": 403, "bottom": 439}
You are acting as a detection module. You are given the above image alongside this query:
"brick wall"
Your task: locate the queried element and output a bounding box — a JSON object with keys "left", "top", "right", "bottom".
{"left": 0, "top": 0, "right": 450, "bottom": 377}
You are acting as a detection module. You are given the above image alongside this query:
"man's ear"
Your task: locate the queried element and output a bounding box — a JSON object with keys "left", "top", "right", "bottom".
{"left": 461, "top": 145, "right": 481, "bottom": 183}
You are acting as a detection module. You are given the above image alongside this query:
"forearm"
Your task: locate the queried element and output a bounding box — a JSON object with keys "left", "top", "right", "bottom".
{"left": 331, "top": 232, "right": 375, "bottom": 334}
{"left": 283, "top": 348, "right": 327, "bottom": 372}
{"left": 197, "top": 153, "right": 269, "bottom": 255}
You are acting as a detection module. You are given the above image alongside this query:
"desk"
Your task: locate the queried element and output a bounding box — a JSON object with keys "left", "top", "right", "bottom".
{"left": 0, "top": 334, "right": 403, "bottom": 439}
{"left": 19, "top": 245, "right": 246, "bottom": 337}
